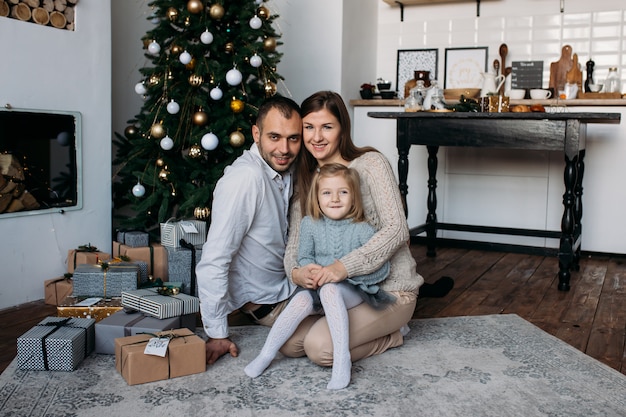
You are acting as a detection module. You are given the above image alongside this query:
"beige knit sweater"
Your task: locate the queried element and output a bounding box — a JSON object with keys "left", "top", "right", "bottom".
{"left": 285, "top": 151, "right": 424, "bottom": 295}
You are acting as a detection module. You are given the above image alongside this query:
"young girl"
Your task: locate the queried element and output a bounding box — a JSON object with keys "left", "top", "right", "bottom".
{"left": 244, "top": 163, "right": 394, "bottom": 389}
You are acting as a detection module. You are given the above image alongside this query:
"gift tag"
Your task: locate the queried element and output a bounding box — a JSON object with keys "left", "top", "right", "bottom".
{"left": 179, "top": 221, "right": 199, "bottom": 234}
{"left": 75, "top": 297, "right": 102, "bottom": 307}
{"left": 144, "top": 337, "right": 170, "bottom": 357}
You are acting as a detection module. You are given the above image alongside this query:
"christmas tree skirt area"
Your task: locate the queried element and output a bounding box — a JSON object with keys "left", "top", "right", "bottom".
{"left": 1, "top": 315, "right": 625, "bottom": 417}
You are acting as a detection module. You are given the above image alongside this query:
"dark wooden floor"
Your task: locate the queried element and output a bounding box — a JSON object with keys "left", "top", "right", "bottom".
{"left": 1, "top": 245, "right": 625, "bottom": 376}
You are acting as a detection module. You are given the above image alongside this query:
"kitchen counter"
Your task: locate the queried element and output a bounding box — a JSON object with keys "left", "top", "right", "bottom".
{"left": 350, "top": 98, "right": 626, "bottom": 107}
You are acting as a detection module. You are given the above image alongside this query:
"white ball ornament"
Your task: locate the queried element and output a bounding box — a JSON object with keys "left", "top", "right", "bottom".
{"left": 179, "top": 51, "right": 192, "bottom": 65}
{"left": 210, "top": 86, "right": 223, "bottom": 100}
{"left": 201, "top": 132, "right": 219, "bottom": 150}
{"left": 226, "top": 68, "right": 243, "bottom": 86}
{"left": 134, "top": 82, "right": 147, "bottom": 95}
{"left": 160, "top": 135, "right": 174, "bottom": 150}
{"left": 132, "top": 182, "right": 146, "bottom": 197}
{"left": 249, "top": 15, "right": 262, "bottom": 29}
{"left": 148, "top": 41, "right": 161, "bottom": 55}
{"left": 250, "top": 54, "right": 262, "bottom": 68}
{"left": 166, "top": 100, "right": 180, "bottom": 114}
{"left": 200, "top": 30, "right": 214, "bottom": 44}
{"left": 56, "top": 131, "right": 70, "bottom": 146}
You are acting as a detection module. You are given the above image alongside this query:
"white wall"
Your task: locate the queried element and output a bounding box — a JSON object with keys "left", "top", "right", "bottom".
{"left": 0, "top": 2, "right": 112, "bottom": 310}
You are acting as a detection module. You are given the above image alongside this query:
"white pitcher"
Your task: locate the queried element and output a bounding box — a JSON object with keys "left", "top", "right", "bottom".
{"left": 481, "top": 73, "right": 506, "bottom": 97}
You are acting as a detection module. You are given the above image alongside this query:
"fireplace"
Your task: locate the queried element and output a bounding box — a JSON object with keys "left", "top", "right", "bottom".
{"left": 0, "top": 107, "right": 82, "bottom": 218}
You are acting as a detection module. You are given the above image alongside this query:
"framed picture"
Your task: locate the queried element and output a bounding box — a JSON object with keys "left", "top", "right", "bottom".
{"left": 396, "top": 49, "right": 438, "bottom": 94}
{"left": 444, "top": 47, "right": 488, "bottom": 88}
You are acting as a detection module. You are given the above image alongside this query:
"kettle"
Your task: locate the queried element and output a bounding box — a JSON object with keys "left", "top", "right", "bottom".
{"left": 481, "top": 73, "right": 505, "bottom": 97}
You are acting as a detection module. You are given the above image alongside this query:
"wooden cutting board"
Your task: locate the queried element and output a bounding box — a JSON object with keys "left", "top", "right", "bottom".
{"left": 566, "top": 53, "right": 583, "bottom": 90}
{"left": 549, "top": 45, "right": 573, "bottom": 93}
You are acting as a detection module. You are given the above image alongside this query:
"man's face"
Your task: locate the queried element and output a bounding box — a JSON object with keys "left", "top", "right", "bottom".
{"left": 252, "top": 108, "right": 302, "bottom": 173}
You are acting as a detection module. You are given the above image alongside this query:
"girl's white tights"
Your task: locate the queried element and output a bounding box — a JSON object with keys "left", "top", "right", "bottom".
{"left": 244, "top": 283, "right": 363, "bottom": 390}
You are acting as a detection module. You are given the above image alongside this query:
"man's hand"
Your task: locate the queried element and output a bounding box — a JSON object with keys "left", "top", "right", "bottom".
{"left": 206, "top": 337, "right": 238, "bottom": 365}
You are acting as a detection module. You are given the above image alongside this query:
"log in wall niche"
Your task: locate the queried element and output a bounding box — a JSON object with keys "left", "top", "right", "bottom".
{"left": 0, "top": 0, "right": 77, "bottom": 31}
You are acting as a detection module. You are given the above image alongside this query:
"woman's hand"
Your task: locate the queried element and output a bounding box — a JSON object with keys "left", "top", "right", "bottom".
{"left": 292, "top": 264, "right": 322, "bottom": 289}
{"left": 312, "top": 260, "right": 348, "bottom": 286}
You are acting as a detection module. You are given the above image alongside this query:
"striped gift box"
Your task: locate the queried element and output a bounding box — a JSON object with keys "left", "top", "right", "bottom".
{"left": 121, "top": 288, "right": 199, "bottom": 319}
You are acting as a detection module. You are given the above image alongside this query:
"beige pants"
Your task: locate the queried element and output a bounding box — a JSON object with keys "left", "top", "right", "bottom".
{"left": 258, "top": 291, "right": 417, "bottom": 367}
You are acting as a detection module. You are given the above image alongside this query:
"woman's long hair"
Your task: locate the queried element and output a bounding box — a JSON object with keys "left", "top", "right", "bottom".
{"left": 296, "top": 91, "right": 377, "bottom": 216}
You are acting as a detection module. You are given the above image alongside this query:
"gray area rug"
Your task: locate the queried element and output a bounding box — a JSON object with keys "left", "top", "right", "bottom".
{"left": 1, "top": 314, "right": 624, "bottom": 417}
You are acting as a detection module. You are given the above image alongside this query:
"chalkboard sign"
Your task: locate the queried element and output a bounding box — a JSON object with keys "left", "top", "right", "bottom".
{"left": 511, "top": 61, "right": 543, "bottom": 89}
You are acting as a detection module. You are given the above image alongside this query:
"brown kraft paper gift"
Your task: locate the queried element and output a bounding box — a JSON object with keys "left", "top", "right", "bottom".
{"left": 115, "top": 328, "right": 206, "bottom": 385}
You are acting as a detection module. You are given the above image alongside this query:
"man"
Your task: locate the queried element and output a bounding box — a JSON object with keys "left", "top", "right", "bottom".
{"left": 196, "top": 95, "right": 302, "bottom": 364}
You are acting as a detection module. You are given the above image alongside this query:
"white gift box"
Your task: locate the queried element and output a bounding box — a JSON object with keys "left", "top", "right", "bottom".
{"left": 160, "top": 219, "right": 207, "bottom": 248}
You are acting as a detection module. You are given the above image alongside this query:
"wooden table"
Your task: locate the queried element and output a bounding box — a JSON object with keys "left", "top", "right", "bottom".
{"left": 368, "top": 111, "right": 621, "bottom": 291}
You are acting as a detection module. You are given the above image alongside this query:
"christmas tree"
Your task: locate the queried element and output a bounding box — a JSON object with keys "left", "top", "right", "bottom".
{"left": 113, "top": 0, "right": 283, "bottom": 234}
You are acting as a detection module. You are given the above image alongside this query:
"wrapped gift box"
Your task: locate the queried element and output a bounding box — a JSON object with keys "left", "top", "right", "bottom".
{"left": 67, "top": 247, "right": 111, "bottom": 274}
{"left": 112, "top": 242, "right": 168, "bottom": 282}
{"left": 116, "top": 230, "right": 149, "bottom": 248}
{"left": 57, "top": 296, "right": 123, "bottom": 322}
{"left": 160, "top": 219, "right": 207, "bottom": 248}
{"left": 95, "top": 310, "right": 197, "bottom": 354}
{"left": 17, "top": 317, "right": 95, "bottom": 371}
{"left": 73, "top": 263, "right": 138, "bottom": 297}
{"left": 44, "top": 276, "right": 73, "bottom": 305}
{"left": 115, "top": 328, "right": 206, "bottom": 385}
{"left": 121, "top": 288, "right": 199, "bottom": 319}
{"left": 166, "top": 245, "right": 202, "bottom": 296}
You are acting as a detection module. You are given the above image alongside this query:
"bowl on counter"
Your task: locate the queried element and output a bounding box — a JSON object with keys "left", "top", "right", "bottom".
{"left": 588, "top": 83, "right": 603, "bottom": 93}
{"left": 443, "top": 88, "right": 481, "bottom": 101}
{"left": 379, "top": 90, "right": 397, "bottom": 99}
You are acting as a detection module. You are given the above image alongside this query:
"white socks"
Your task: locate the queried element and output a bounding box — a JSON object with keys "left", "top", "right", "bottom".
{"left": 245, "top": 283, "right": 363, "bottom": 390}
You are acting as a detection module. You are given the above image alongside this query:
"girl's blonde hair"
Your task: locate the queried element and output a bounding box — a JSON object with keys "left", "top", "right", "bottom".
{"left": 305, "top": 163, "right": 366, "bottom": 221}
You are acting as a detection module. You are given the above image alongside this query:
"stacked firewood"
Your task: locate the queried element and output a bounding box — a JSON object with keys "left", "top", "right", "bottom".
{"left": 0, "top": 0, "right": 79, "bottom": 31}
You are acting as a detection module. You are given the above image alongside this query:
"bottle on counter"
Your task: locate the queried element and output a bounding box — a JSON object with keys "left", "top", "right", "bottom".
{"left": 404, "top": 80, "right": 426, "bottom": 112}
{"left": 604, "top": 67, "right": 621, "bottom": 93}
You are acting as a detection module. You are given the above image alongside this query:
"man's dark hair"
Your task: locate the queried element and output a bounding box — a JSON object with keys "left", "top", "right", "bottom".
{"left": 256, "top": 95, "right": 301, "bottom": 129}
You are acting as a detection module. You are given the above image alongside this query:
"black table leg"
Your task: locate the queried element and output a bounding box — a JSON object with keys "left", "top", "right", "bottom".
{"left": 397, "top": 119, "right": 410, "bottom": 218}
{"left": 572, "top": 149, "right": 585, "bottom": 271}
{"left": 558, "top": 153, "right": 578, "bottom": 291}
{"left": 426, "top": 145, "right": 439, "bottom": 257}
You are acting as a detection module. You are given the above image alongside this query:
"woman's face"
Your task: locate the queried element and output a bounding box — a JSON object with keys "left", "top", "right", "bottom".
{"left": 302, "top": 108, "right": 344, "bottom": 166}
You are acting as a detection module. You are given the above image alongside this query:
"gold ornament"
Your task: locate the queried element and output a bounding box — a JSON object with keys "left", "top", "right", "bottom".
{"left": 192, "top": 109, "right": 208, "bottom": 126}
{"left": 224, "top": 42, "right": 234, "bottom": 54}
{"left": 229, "top": 130, "right": 246, "bottom": 147}
{"left": 158, "top": 167, "right": 169, "bottom": 181}
{"left": 187, "top": 0, "right": 203, "bottom": 14}
{"left": 124, "top": 125, "right": 137, "bottom": 138}
{"left": 188, "top": 144, "right": 203, "bottom": 158}
{"left": 142, "top": 38, "right": 151, "bottom": 49}
{"left": 156, "top": 158, "right": 165, "bottom": 167}
{"left": 257, "top": 5, "right": 270, "bottom": 19}
{"left": 263, "top": 37, "right": 277, "bottom": 52}
{"left": 150, "top": 123, "right": 166, "bottom": 139}
{"left": 209, "top": 4, "right": 225, "bottom": 19}
{"left": 264, "top": 80, "right": 277, "bottom": 97}
{"left": 185, "top": 58, "right": 196, "bottom": 70}
{"left": 194, "top": 206, "right": 211, "bottom": 220}
{"left": 171, "top": 44, "right": 182, "bottom": 55}
{"left": 148, "top": 74, "right": 160, "bottom": 86}
{"left": 188, "top": 74, "right": 204, "bottom": 87}
{"left": 166, "top": 7, "right": 179, "bottom": 22}
{"left": 230, "top": 98, "right": 244, "bottom": 113}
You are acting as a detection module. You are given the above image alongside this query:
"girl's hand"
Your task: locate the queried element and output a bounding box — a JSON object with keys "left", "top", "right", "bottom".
{"left": 292, "top": 264, "right": 322, "bottom": 289}
{"left": 312, "top": 260, "right": 348, "bottom": 286}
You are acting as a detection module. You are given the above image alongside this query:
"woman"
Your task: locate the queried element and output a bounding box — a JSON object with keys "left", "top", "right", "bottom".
{"left": 281, "top": 91, "right": 424, "bottom": 366}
